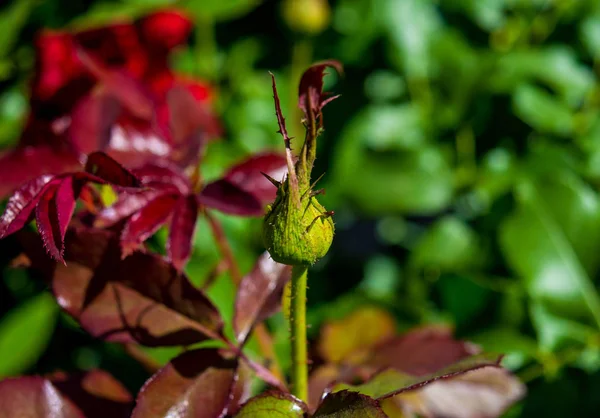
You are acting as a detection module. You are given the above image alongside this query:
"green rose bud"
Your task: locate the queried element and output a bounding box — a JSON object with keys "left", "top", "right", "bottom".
{"left": 263, "top": 175, "right": 334, "bottom": 266}
{"left": 263, "top": 63, "right": 341, "bottom": 266}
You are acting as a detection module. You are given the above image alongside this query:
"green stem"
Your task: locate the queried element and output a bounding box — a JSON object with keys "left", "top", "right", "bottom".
{"left": 290, "top": 265, "right": 309, "bottom": 402}
{"left": 195, "top": 14, "right": 218, "bottom": 81}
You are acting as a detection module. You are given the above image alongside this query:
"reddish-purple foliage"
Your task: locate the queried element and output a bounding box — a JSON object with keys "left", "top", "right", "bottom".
{"left": 95, "top": 153, "right": 286, "bottom": 271}
{"left": 0, "top": 10, "right": 218, "bottom": 199}
{"left": 298, "top": 60, "right": 343, "bottom": 118}
{"left": 234, "top": 252, "right": 291, "bottom": 343}
{"left": 132, "top": 349, "right": 239, "bottom": 418}
{"left": 18, "top": 226, "right": 223, "bottom": 346}
{"left": 0, "top": 54, "right": 523, "bottom": 417}
{"left": 0, "top": 152, "right": 139, "bottom": 262}
{"left": 0, "top": 370, "right": 132, "bottom": 418}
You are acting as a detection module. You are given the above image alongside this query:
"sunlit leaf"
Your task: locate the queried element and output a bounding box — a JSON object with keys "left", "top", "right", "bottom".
{"left": 235, "top": 391, "right": 306, "bottom": 417}
{"left": 0, "top": 293, "right": 58, "bottom": 378}
{"left": 132, "top": 349, "right": 237, "bottom": 418}
{"left": 0, "top": 376, "right": 83, "bottom": 418}
{"left": 317, "top": 306, "right": 396, "bottom": 364}
{"left": 500, "top": 179, "right": 600, "bottom": 346}
{"left": 334, "top": 353, "right": 503, "bottom": 400}
{"left": 20, "top": 227, "right": 223, "bottom": 347}
{"left": 313, "top": 391, "right": 387, "bottom": 417}
{"left": 382, "top": 367, "right": 525, "bottom": 418}
{"left": 0, "top": 370, "right": 132, "bottom": 418}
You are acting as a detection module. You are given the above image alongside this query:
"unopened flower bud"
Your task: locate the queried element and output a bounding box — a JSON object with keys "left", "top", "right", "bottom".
{"left": 263, "top": 179, "right": 333, "bottom": 266}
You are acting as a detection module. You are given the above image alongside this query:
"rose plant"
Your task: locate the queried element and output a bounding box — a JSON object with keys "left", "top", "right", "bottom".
{"left": 0, "top": 9, "right": 525, "bottom": 418}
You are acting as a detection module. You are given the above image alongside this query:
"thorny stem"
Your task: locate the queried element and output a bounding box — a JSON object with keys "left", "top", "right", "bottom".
{"left": 290, "top": 265, "right": 309, "bottom": 402}
{"left": 205, "top": 210, "right": 284, "bottom": 381}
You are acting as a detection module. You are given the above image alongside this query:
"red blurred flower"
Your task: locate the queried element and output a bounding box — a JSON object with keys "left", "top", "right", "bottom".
{"left": 0, "top": 9, "right": 219, "bottom": 199}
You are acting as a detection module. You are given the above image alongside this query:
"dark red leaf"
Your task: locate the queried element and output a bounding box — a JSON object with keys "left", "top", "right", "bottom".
{"left": 167, "top": 194, "right": 199, "bottom": 272}
{"left": 313, "top": 391, "right": 387, "bottom": 418}
{"left": 84, "top": 152, "right": 141, "bottom": 188}
{"left": 133, "top": 163, "right": 191, "bottom": 193}
{"left": 121, "top": 192, "right": 179, "bottom": 257}
{"left": 0, "top": 175, "right": 55, "bottom": 238}
{"left": 36, "top": 175, "right": 87, "bottom": 262}
{"left": 168, "top": 79, "right": 222, "bottom": 138}
{"left": 298, "top": 60, "right": 343, "bottom": 116}
{"left": 76, "top": 49, "right": 154, "bottom": 121}
{"left": 308, "top": 365, "right": 343, "bottom": 413}
{"left": 67, "top": 91, "right": 179, "bottom": 172}
{"left": 132, "top": 349, "right": 237, "bottom": 418}
{"left": 166, "top": 85, "right": 207, "bottom": 168}
{"left": 199, "top": 179, "right": 264, "bottom": 216}
{"left": 227, "top": 362, "right": 252, "bottom": 416}
{"left": 95, "top": 189, "right": 165, "bottom": 228}
{"left": 0, "top": 146, "right": 80, "bottom": 199}
{"left": 19, "top": 226, "right": 223, "bottom": 346}
{"left": 35, "top": 181, "right": 64, "bottom": 261}
{"left": 224, "top": 152, "right": 288, "bottom": 204}
{"left": 50, "top": 369, "right": 133, "bottom": 418}
{"left": 68, "top": 92, "right": 122, "bottom": 155}
{"left": 234, "top": 252, "right": 291, "bottom": 343}
{"left": 0, "top": 376, "right": 84, "bottom": 418}
{"left": 368, "top": 326, "right": 478, "bottom": 376}
{"left": 55, "top": 176, "right": 81, "bottom": 245}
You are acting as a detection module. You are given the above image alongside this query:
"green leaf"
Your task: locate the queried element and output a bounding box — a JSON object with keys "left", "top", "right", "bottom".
{"left": 513, "top": 84, "right": 574, "bottom": 136}
{"left": 469, "top": 328, "right": 538, "bottom": 369}
{"left": 334, "top": 353, "right": 502, "bottom": 400}
{"left": 383, "top": 0, "right": 441, "bottom": 78}
{"left": 474, "top": 148, "right": 516, "bottom": 205}
{"left": 68, "top": 1, "right": 165, "bottom": 29}
{"left": 491, "top": 47, "right": 594, "bottom": 107}
{"left": 499, "top": 178, "right": 600, "bottom": 348}
{"left": 183, "top": 0, "right": 262, "bottom": 20}
{"left": 313, "top": 391, "right": 387, "bottom": 417}
{"left": 531, "top": 173, "right": 600, "bottom": 277}
{"left": 410, "top": 217, "right": 481, "bottom": 271}
{"left": 438, "top": 274, "right": 491, "bottom": 330}
{"left": 447, "top": 0, "right": 507, "bottom": 31}
{"left": 332, "top": 135, "right": 453, "bottom": 215}
{"left": 530, "top": 302, "right": 595, "bottom": 352}
{"left": 0, "top": 293, "right": 58, "bottom": 378}
{"left": 358, "top": 105, "right": 425, "bottom": 151}
{"left": 0, "top": 0, "right": 35, "bottom": 58}
{"left": 581, "top": 12, "right": 600, "bottom": 60}
{"left": 235, "top": 392, "right": 306, "bottom": 417}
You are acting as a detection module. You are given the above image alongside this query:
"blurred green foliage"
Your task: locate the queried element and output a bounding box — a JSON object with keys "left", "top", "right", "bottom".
{"left": 3, "top": 0, "right": 600, "bottom": 415}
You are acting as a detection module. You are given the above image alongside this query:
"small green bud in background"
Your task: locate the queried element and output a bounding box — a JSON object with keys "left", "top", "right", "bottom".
{"left": 263, "top": 61, "right": 342, "bottom": 266}
{"left": 282, "top": 0, "right": 331, "bottom": 35}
